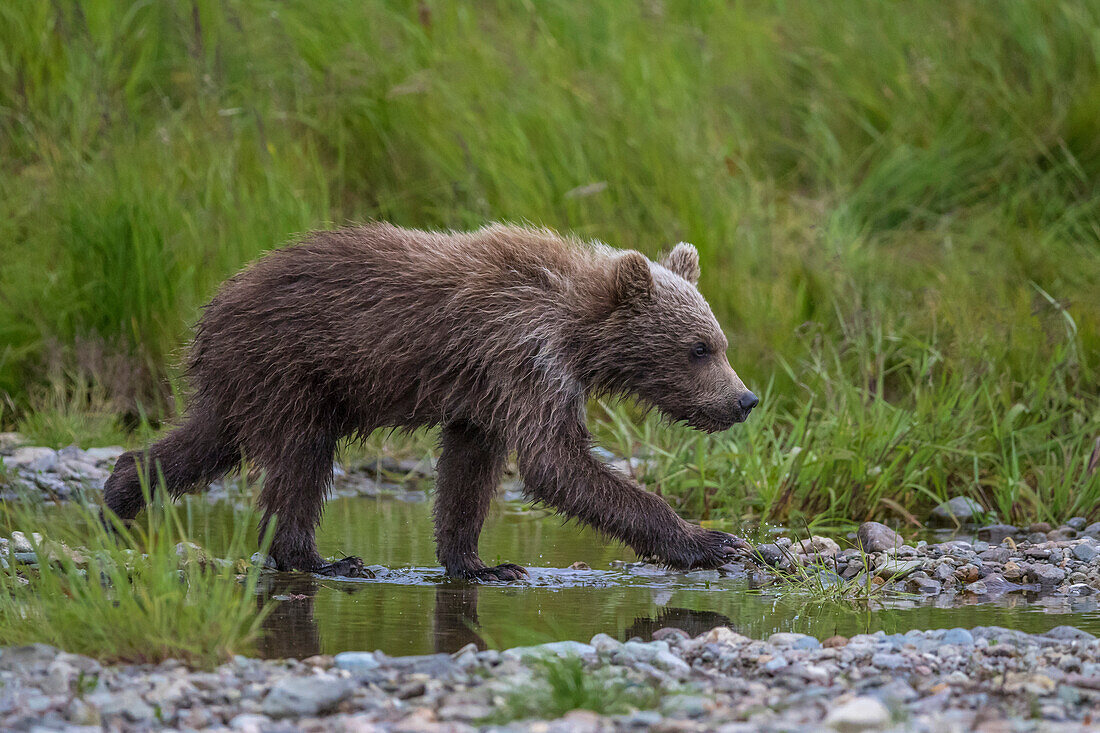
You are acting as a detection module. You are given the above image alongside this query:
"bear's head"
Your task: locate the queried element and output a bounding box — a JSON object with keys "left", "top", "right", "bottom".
{"left": 593, "top": 243, "right": 757, "bottom": 433}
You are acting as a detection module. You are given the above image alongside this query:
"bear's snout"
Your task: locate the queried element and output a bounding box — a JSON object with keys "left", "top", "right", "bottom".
{"left": 738, "top": 391, "right": 759, "bottom": 412}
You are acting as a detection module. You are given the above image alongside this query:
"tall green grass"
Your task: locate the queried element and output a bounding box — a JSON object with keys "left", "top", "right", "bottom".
{"left": 1, "top": 1, "right": 1098, "bottom": 521}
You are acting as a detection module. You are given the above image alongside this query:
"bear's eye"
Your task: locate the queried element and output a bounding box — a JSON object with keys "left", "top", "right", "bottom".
{"left": 690, "top": 341, "right": 710, "bottom": 360}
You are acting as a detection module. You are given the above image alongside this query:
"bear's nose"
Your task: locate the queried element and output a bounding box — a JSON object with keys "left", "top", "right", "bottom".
{"left": 738, "top": 391, "right": 759, "bottom": 411}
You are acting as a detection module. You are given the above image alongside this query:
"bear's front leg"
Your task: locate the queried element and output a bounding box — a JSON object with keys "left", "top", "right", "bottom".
{"left": 517, "top": 426, "right": 752, "bottom": 570}
{"left": 434, "top": 420, "right": 528, "bottom": 581}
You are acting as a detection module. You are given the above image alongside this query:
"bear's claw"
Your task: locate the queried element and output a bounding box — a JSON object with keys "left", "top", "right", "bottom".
{"left": 314, "top": 556, "right": 374, "bottom": 578}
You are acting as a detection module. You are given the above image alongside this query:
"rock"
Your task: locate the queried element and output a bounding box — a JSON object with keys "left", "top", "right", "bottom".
{"left": 702, "top": 627, "right": 749, "bottom": 646}
{"left": 87, "top": 690, "right": 155, "bottom": 721}
{"left": 795, "top": 535, "right": 841, "bottom": 559}
{"left": 1072, "top": 543, "right": 1098, "bottom": 563}
{"left": 1066, "top": 517, "right": 1088, "bottom": 531}
{"left": 617, "top": 640, "right": 690, "bottom": 673}
{"left": 6, "top": 447, "right": 58, "bottom": 472}
{"left": 651, "top": 627, "right": 690, "bottom": 643}
{"left": 250, "top": 552, "right": 278, "bottom": 570}
{"left": 501, "top": 640, "right": 595, "bottom": 661}
{"left": 822, "top": 635, "right": 849, "bottom": 648}
{"left": 930, "top": 496, "right": 985, "bottom": 525}
{"left": 1082, "top": 522, "right": 1100, "bottom": 539}
{"left": 589, "top": 633, "right": 621, "bottom": 653}
{"left": 873, "top": 558, "right": 922, "bottom": 578}
{"left": 824, "top": 696, "right": 891, "bottom": 731}
{"left": 909, "top": 576, "right": 942, "bottom": 594}
{"left": 568, "top": 561, "right": 591, "bottom": 570}
{"left": 754, "top": 543, "right": 787, "bottom": 567}
{"left": 229, "top": 713, "right": 273, "bottom": 732}
{"left": 334, "top": 651, "right": 381, "bottom": 675}
{"left": 768, "top": 632, "right": 821, "bottom": 650}
{"left": 10, "top": 531, "right": 42, "bottom": 554}
{"left": 941, "top": 628, "right": 974, "bottom": 646}
{"left": 84, "top": 447, "right": 125, "bottom": 464}
{"left": 1031, "top": 565, "right": 1066, "bottom": 586}
{"left": 1042, "top": 626, "right": 1096, "bottom": 642}
{"left": 976, "top": 524, "right": 1018, "bottom": 543}
{"left": 1029, "top": 521, "right": 1053, "bottom": 533}
{"left": 261, "top": 675, "right": 353, "bottom": 718}
{"left": 857, "top": 522, "right": 903, "bottom": 553}
{"left": 0, "top": 643, "right": 58, "bottom": 672}
{"left": 0, "top": 432, "right": 26, "bottom": 451}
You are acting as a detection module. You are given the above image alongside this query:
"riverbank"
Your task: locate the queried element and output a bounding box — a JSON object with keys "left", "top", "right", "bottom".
{"left": 2, "top": 623, "right": 1098, "bottom": 731}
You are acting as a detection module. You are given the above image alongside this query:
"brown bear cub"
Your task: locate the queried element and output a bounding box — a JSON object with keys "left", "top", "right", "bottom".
{"left": 103, "top": 224, "right": 759, "bottom": 579}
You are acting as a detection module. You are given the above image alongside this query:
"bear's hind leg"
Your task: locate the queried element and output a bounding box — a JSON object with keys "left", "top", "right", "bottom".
{"left": 102, "top": 411, "right": 237, "bottom": 523}
{"left": 434, "top": 420, "right": 524, "bottom": 581}
{"left": 256, "top": 436, "right": 368, "bottom": 577}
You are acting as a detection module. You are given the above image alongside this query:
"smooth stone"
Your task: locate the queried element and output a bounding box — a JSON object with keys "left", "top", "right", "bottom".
{"left": 261, "top": 675, "right": 353, "bottom": 718}
{"left": 824, "top": 696, "right": 892, "bottom": 731}
{"left": 870, "top": 652, "right": 907, "bottom": 670}
{"left": 763, "top": 655, "right": 789, "bottom": 672}
{"left": 589, "top": 633, "right": 621, "bottom": 653}
{"left": 1042, "top": 626, "right": 1096, "bottom": 642}
{"left": 84, "top": 446, "right": 125, "bottom": 464}
{"left": 1066, "top": 517, "right": 1088, "bottom": 531}
{"left": 930, "top": 496, "right": 985, "bottom": 525}
{"left": 857, "top": 522, "right": 904, "bottom": 553}
{"left": 795, "top": 535, "right": 841, "bottom": 558}
{"left": 768, "top": 632, "right": 821, "bottom": 650}
{"left": 941, "top": 628, "right": 974, "bottom": 646}
{"left": 87, "top": 690, "right": 155, "bottom": 721}
{"left": 229, "top": 713, "right": 272, "bottom": 732}
{"left": 909, "top": 576, "right": 942, "bottom": 594}
{"left": 0, "top": 644, "right": 59, "bottom": 672}
{"left": 873, "top": 558, "right": 922, "bottom": 578}
{"left": 333, "top": 651, "right": 381, "bottom": 674}
{"left": 501, "top": 640, "right": 595, "bottom": 661}
{"left": 6, "top": 447, "right": 58, "bottom": 472}
{"left": 1082, "top": 522, "right": 1100, "bottom": 538}
{"left": 754, "top": 543, "right": 787, "bottom": 567}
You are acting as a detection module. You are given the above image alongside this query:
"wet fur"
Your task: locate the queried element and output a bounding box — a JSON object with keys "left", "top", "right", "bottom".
{"left": 103, "top": 223, "right": 752, "bottom": 576}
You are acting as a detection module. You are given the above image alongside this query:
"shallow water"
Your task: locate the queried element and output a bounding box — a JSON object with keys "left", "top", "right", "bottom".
{"left": 175, "top": 495, "right": 1100, "bottom": 658}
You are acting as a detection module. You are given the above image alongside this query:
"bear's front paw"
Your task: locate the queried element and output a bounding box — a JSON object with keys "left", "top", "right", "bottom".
{"left": 664, "top": 530, "right": 753, "bottom": 570}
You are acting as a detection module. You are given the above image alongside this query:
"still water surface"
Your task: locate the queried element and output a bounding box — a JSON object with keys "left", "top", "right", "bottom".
{"left": 181, "top": 496, "right": 1100, "bottom": 658}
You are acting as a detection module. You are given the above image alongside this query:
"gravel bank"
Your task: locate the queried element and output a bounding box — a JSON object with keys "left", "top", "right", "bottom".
{"left": 2, "top": 624, "right": 1099, "bottom": 731}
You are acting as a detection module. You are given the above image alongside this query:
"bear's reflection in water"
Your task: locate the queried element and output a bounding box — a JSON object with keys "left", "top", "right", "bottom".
{"left": 255, "top": 576, "right": 733, "bottom": 658}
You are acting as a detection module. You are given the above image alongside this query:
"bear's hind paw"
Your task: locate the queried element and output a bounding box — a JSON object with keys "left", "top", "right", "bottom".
{"left": 468, "top": 563, "right": 528, "bottom": 582}
{"left": 315, "top": 556, "right": 375, "bottom": 579}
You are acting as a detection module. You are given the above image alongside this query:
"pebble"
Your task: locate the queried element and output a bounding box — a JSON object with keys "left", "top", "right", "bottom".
{"left": 261, "top": 675, "right": 353, "bottom": 717}
{"left": 0, "top": 625, "right": 1095, "bottom": 730}
{"left": 823, "top": 696, "right": 892, "bottom": 731}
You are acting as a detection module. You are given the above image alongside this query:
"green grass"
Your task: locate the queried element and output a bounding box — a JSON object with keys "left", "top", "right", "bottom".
{"left": 485, "top": 655, "right": 663, "bottom": 723}
{"left": 1, "top": 1, "right": 1098, "bottom": 523}
{"left": 0, "top": 490, "right": 270, "bottom": 667}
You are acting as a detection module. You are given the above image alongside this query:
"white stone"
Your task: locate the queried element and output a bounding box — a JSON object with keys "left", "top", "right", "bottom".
{"left": 6, "top": 447, "right": 58, "bottom": 472}
{"left": 825, "top": 696, "right": 892, "bottom": 731}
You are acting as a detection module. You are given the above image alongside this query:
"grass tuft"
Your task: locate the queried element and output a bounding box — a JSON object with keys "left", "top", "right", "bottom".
{"left": 486, "top": 655, "right": 662, "bottom": 723}
{"left": 0, "top": 489, "right": 269, "bottom": 667}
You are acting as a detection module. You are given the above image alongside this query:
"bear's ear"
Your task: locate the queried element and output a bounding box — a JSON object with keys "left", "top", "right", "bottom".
{"left": 614, "top": 251, "right": 654, "bottom": 306}
{"left": 662, "top": 242, "right": 700, "bottom": 285}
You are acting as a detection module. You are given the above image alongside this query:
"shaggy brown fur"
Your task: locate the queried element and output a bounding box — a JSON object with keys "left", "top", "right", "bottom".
{"left": 103, "top": 224, "right": 758, "bottom": 579}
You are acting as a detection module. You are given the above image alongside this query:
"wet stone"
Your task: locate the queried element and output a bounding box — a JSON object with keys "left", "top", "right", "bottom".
{"left": 856, "top": 521, "right": 903, "bottom": 553}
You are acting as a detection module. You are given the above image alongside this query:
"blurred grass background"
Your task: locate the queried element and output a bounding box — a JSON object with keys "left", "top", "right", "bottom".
{"left": 1, "top": 0, "right": 1098, "bottom": 524}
